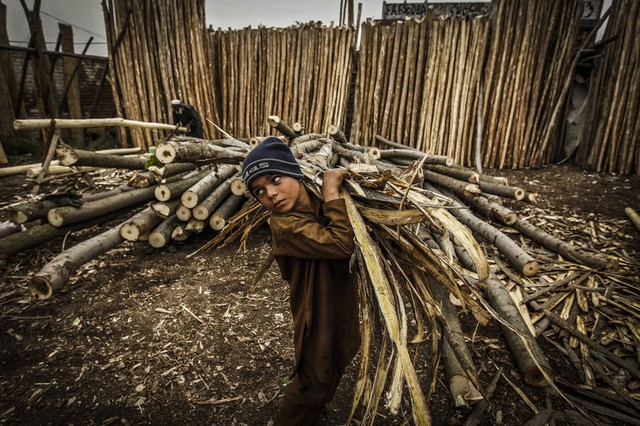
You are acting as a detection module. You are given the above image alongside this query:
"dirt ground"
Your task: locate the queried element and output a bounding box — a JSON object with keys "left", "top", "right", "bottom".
{"left": 0, "top": 158, "right": 639, "bottom": 425}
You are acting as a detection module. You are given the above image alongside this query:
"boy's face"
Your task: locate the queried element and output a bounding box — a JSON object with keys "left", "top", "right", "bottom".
{"left": 251, "top": 174, "right": 305, "bottom": 214}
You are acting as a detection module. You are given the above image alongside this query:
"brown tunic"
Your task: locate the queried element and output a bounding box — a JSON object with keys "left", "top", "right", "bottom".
{"left": 270, "top": 196, "right": 361, "bottom": 383}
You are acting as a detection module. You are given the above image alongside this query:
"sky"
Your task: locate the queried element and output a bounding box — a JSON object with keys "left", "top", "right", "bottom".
{"left": 4, "top": 0, "right": 391, "bottom": 57}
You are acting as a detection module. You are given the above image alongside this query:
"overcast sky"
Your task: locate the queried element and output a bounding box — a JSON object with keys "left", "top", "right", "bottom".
{"left": 5, "top": 0, "right": 390, "bottom": 57}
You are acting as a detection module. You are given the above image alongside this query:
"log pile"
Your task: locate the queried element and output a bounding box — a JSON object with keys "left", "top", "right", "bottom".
{"left": 0, "top": 135, "right": 251, "bottom": 298}
{"left": 577, "top": 0, "right": 640, "bottom": 175}
{"left": 351, "top": 14, "right": 488, "bottom": 166}
{"left": 1, "top": 122, "right": 638, "bottom": 424}
{"left": 196, "top": 128, "right": 638, "bottom": 425}
{"left": 481, "top": 0, "right": 584, "bottom": 169}
{"left": 102, "top": 0, "right": 218, "bottom": 148}
{"left": 207, "top": 22, "right": 356, "bottom": 138}
{"left": 350, "top": 0, "right": 585, "bottom": 170}
{"left": 99, "top": 0, "right": 637, "bottom": 176}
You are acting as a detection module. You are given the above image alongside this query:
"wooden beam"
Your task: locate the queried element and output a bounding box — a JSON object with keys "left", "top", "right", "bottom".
{"left": 58, "top": 23, "right": 84, "bottom": 143}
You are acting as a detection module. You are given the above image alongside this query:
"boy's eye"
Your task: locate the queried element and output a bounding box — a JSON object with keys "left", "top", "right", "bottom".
{"left": 272, "top": 176, "right": 281, "bottom": 184}
{"left": 254, "top": 188, "right": 265, "bottom": 197}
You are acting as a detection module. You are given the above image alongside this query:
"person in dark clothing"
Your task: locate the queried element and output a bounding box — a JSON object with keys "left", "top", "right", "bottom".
{"left": 171, "top": 99, "right": 204, "bottom": 139}
{"left": 242, "top": 137, "right": 360, "bottom": 425}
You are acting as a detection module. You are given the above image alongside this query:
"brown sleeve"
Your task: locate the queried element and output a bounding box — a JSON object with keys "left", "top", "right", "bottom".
{"left": 271, "top": 199, "right": 354, "bottom": 259}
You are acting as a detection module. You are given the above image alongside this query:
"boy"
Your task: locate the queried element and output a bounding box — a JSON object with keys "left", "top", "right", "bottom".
{"left": 242, "top": 137, "right": 361, "bottom": 425}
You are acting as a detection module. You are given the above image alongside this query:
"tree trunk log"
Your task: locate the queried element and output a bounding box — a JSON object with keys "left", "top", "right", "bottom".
{"left": 478, "top": 180, "right": 524, "bottom": 200}
{"left": 119, "top": 207, "right": 162, "bottom": 241}
{"left": 193, "top": 174, "right": 237, "bottom": 220}
{"left": 369, "top": 147, "right": 454, "bottom": 166}
{"left": 482, "top": 278, "right": 552, "bottom": 387}
{"left": 513, "top": 217, "right": 617, "bottom": 270}
{"left": 0, "top": 213, "right": 116, "bottom": 259}
{"left": 625, "top": 207, "right": 640, "bottom": 232}
{"left": 155, "top": 140, "right": 245, "bottom": 164}
{"left": 128, "top": 164, "right": 196, "bottom": 188}
{"left": 48, "top": 185, "right": 157, "bottom": 227}
{"left": 180, "top": 165, "right": 237, "bottom": 208}
{"left": 29, "top": 225, "right": 124, "bottom": 299}
{"left": 328, "top": 124, "right": 348, "bottom": 144}
{"left": 267, "top": 115, "right": 298, "bottom": 140}
{"left": 149, "top": 215, "right": 179, "bottom": 248}
{"left": 426, "top": 164, "right": 479, "bottom": 183}
{"left": 440, "top": 189, "right": 539, "bottom": 277}
{"left": 14, "top": 117, "right": 187, "bottom": 132}
{"left": 154, "top": 169, "right": 214, "bottom": 202}
{"left": 430, "top": 280, "right": 482, "bottom": 407}
{"left": 11, "top": 195, "right": 83, "bottom": 224}
{"left": 458, "top": 193, "right": 518, "bottom": 225}
{"left": 56, "top": 146, "right": 148, "bottom": 169}
{"left": 424, "top": 170, "right": 481, "bottom": 197}
{"left": 209, "top": 194, "right": 246, "bottom": 231}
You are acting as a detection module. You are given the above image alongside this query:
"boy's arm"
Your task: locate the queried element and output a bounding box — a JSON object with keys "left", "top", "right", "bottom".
{"left": 271, "top": 201, "right": 354, "bottom": 259}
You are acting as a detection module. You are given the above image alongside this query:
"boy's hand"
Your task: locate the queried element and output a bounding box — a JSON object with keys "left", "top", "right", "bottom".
{"left": 322, "top": 168, "right": 349, "bottom": 202}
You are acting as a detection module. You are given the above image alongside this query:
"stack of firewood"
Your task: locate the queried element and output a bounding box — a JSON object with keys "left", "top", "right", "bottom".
{"left": 1, "top": 117, "right": 638, "bottom": 424}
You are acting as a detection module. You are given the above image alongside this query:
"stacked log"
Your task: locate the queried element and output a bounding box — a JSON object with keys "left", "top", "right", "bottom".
{"left": 577, "top": 0, "right": 640, "bottom": 175}
{"left": 350, "top": 14, "right": 489, "bottom": 167}
{"left": 0, "top": 145, "right": 250, "bottom": 297}
{"left": 482, "top": 0, "right": 583, "bottom": 169}
{"left": 349, "top": 1, "right": 589, "bottom": 170}
{"left": 208, "top": 22, "right": 356, "bottom": 138}
{"left": 102, "top": 0, "right": 218, "bottom": 148}
{"left": 2, "top": 126, "right": 638, "bottom": 423}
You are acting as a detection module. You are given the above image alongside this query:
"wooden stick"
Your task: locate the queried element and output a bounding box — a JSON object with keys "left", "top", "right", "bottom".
{"left": 14, "top": 117, "right": 187, "bottom": 132}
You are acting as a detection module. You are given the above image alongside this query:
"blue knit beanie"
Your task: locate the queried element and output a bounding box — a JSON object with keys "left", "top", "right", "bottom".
{"left": 242, "top": 137, "right": 304, "bottom": 192}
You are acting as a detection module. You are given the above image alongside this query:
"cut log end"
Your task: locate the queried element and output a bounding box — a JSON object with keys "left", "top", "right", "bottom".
{"left": 192, "top": 206, "right": 210, "bottom": 221}
{"left": 47, "top": 209, "right": 65, "bottom": 228}
{"left": 56, "top": 147, "right": 78, "bottom": 166}
{"left": 154, "top": 186, "right": 171, "bottom": 202}
{"left": 171, "top": 226, "right": 190, "bottom": 241}
{"left": 523, "top": 261, "right": 540, "bottom": 277}
{"left": 231, "top": 179, "right": 248, "bottom": 196}
{"left": 328, "top": 124, "right": 339, "bottom": 135}
{"left": 210, "top": 215, "right": 226, "bottom": 231}
{"left": 181, "top": 191, "right": 199, "bottom": 209}
{"left": 12, "top": 211, "right": 29, "bottom": 224}
{"left": 156, "top": 144, "right": 177, "bottom": 164}
{"left": 514, "top": 188, "right": 525, "bottom": 201}
{"left": 267, "top": 115, "right": 281, "bottom": 127}
{"left": 176, "top": 205, "right": 192, "bottom": 221}
{"left": 503, "top": 212, "right": 518, "bottom": 226}
{"left": 368, "top": 147, "right": 381, "bottom": 160}
{"left": 249, "top": 137, "right": 261, "bottom": 147}
{"left": 149, "top": 233, "right": 167, "bottom": 248}
{"left": 120, "top": 224, "right": 141, "bottom": 242}
{"left": 29, "top": 276, "right": 53, "bottom": 300}
{"left": 293, "top": 122, "right": 304, "bottom": 133}
{"left": 151, "top": 203, "right": 171, "bottom": 219}
{"left": 524, "top": 366, "right": 551, "bottom": 388}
